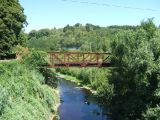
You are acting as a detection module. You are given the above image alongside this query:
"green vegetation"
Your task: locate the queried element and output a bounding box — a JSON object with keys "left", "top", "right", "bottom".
{"left": 60, "top": 68, "right": 110, "bottom": 88}
{"left": 0, "top": 0, "right": 26, "bottom": 59}
{"left": 26, "top": 19, "right": 160, "bottom": 120}
{"left": 110, "top": 19, "right": 160, "bottom": 120}
{"left": 27, "top": 24, "right": 134, "bottom": 52}
{"left": 0, "top": 1, "right": 60, "bottom": 120}
{"left": 0, "top": 50, "right": 59, "bottom": 120}
{"left": 1, "top": 0, "right": 160, "bottom": 119}
{"left": 56, "top": 68, "right": 113, "bottom": 101}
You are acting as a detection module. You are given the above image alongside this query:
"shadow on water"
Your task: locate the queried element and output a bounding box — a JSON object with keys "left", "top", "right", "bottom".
{"left": 58, "top": 78, "right": 111, "bottom": 120}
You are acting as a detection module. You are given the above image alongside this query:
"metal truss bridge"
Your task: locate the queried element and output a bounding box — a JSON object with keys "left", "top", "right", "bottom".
{"left": 46, "top": 52, "right": 111, "bottom": 68}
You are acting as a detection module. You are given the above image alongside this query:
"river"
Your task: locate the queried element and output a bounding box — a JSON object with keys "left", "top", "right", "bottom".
{"left": 58, "top": 78, "right": 111, "bottom": 120}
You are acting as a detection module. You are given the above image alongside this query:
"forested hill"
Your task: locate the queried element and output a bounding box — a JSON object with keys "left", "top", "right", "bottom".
{"left": 27, "top": 24, "right": 137, "bottom": 52}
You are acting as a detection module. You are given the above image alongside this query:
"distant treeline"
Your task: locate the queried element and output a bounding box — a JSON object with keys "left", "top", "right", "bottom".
{"left": 26, "top": 23, "right": 138, "bottom": 52}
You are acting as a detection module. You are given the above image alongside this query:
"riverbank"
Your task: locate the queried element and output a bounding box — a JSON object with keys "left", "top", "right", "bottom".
{"left": 50, "top": 89, "right": 60, "bottom": 120}
{"left": 0, "top": 60, "right": 60, "bottom": 120}
{"left": 56, "top": 72, "right": 97, "bottom": 94}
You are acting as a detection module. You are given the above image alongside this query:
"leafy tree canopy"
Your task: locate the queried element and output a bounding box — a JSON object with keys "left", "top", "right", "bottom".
{"left": 0, "top": 0, "right": 26, "bottom": 59}
{"left": 110, "top": 19, "right": 160, "bottom": 120}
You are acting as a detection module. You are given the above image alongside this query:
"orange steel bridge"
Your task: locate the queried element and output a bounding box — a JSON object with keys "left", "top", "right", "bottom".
{"left": 46, "top": 52, "right": 111, "bottom": 67}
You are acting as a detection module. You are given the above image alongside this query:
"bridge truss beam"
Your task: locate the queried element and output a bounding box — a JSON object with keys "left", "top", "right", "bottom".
{"left": 47, "top": 52, "right": 111, "bottom": 67}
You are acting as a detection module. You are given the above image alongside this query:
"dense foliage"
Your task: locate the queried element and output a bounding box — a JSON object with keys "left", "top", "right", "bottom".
{"left": 0, "top": 50, "right": 59, "bottom": 120}
{"left": 110, "top": 19, "right": 160, "bottom": 120}
{"left": 0, "top": 1, "right": 61, "bottom": 120}
{"left": 0, "top": 0, "right": 26, "bottom": 59}
{"left": 27, "top": 24, "right": 136, "bottom": 52}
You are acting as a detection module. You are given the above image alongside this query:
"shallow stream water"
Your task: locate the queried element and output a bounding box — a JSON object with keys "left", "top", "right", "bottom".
{"left": 58, "top": 78, "right": 111, "bottom": 120}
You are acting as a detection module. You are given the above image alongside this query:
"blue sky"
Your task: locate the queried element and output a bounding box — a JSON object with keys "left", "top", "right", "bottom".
{"left": 19, "top": 0, "right": 160, "bottom": 32}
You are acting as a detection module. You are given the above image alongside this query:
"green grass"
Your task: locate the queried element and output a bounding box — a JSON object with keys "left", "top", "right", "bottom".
{"left": 56, "top": 68, "right": 113, "bottom": 96}
{"left": 56, "top": 72, "right": 81, "bottom": 84}
{"left": 0, "top": 61, "right": 59, "bottom": 120}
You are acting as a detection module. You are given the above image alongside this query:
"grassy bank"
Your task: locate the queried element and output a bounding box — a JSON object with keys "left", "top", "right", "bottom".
{"left": 0, "top": 60, "right": 60, "bottom": 120}
{"left": 56, "top": 72, "right": 81, "bottom": 84}
{"left": 56, "top": 68, "right": 113, "bottom": 99}
{"left": 56, "top": 72, "right": 98, "bottom": 94}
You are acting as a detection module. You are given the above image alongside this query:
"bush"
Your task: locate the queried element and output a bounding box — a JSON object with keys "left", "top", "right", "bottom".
{"left": 20, "top": 48, "right": 47, "bottom": 68}
{"left": 14, "top": 46, "right": 47, "bottom": 69}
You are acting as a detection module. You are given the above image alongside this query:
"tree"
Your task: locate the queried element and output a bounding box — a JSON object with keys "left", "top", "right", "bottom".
{"left": 18, "top": 31, "right": 28, "bottom": 47}
{"left": 74, "top": 23, "right": 82, "bottom": 27}
{"left": 110, "top": 19, "right": 160, "bottom": 120}
{"left": 141, "top": 18, "right": 156, "bottom": 39}
{"left": 28, "top": 30, "right": 37, "bottom": 39}
{"left": 0, "top": 0, "right": 26, "bottom": 59}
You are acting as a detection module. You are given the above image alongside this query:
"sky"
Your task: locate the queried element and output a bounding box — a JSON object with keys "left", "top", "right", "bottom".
{"left": 19, "top": 0, "right": 160, "bottom": 32}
